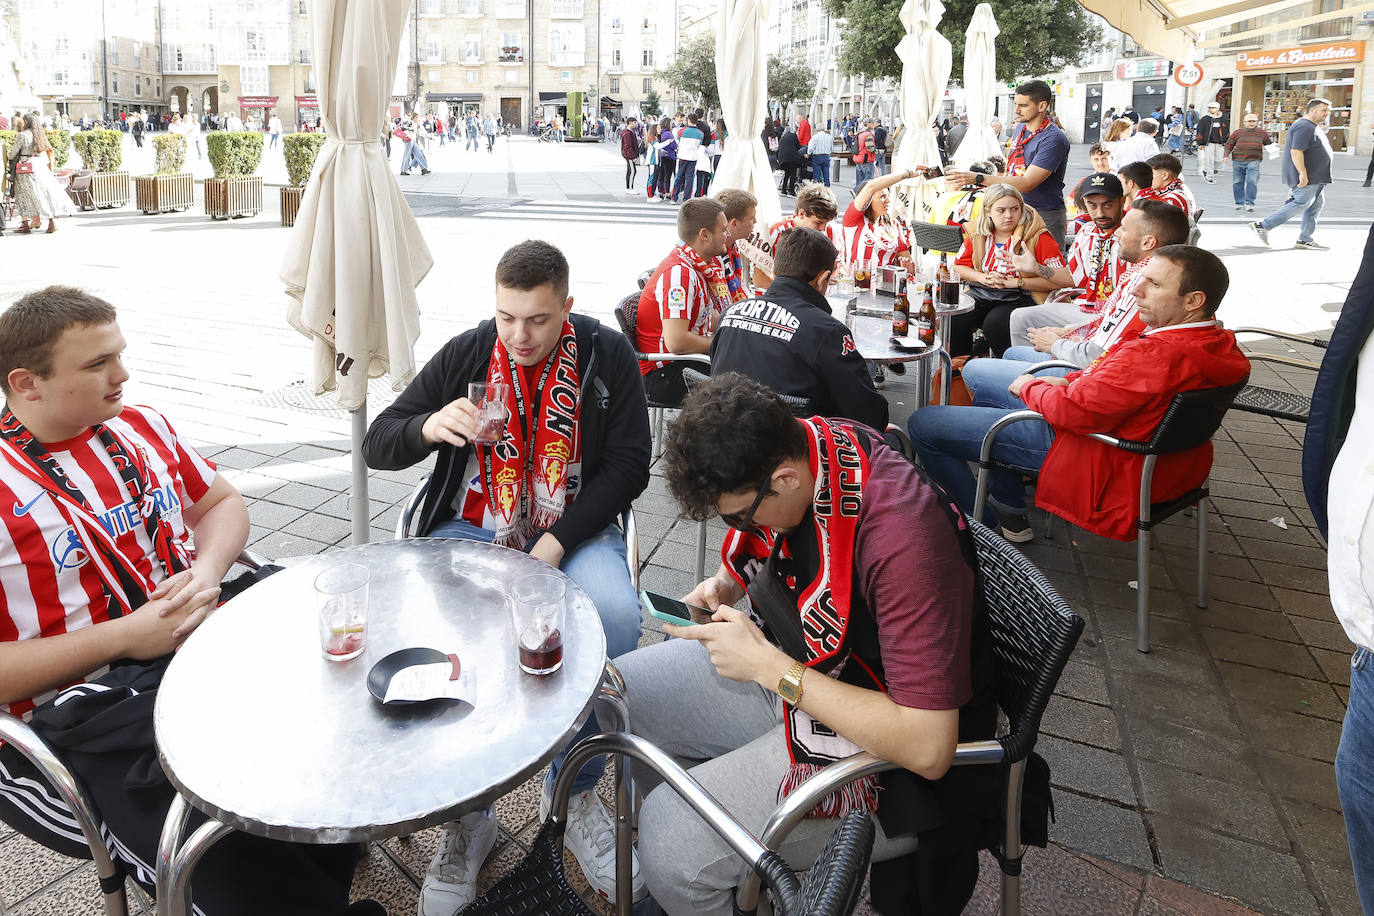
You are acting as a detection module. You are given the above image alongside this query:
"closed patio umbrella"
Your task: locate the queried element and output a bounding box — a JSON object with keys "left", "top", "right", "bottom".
{"left": 281, "top": 0, "right": 433, "bottom": 544}
{"left": 713, "top": 0, "right": 782, "bottom": 227}
{"left": 952, "top": 3, "right": 1001, "bottom": 169}
{"left": 892, "top": 0, "right": 951, "bottom": 224}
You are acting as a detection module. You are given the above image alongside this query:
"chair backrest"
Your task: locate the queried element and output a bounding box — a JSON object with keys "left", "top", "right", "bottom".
{"left": 613, "top": 292, "right": 639, "bottom": 342}
{"left": 68, "top": 170, "right": 94, "bottom": 191}
{"left": 1125, "top": 377, "right": 1248, "bottom": 455}
{"left": 683, "top": 366, "right": 813, "bottom": 418}
{"left": 637, "top": 269, "right": 653, "bottom": 290}
{"left": 968, "top": 520, "right": 1084, "bottom": 763}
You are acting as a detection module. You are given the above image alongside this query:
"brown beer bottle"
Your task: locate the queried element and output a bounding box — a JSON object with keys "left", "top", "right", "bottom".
{"left": 892, "top": 278, "right": 910, "bottom": 336}
{"left": 915, "top": 283, "right": 937, "bottom": 346}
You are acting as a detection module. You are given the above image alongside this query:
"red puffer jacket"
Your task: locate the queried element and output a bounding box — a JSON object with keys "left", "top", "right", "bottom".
{"left": 1020, "top": 324, "right": 1251, "bottom": 541}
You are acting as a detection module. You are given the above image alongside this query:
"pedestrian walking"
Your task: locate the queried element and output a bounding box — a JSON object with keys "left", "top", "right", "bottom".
{"left": 131, "top": 113, "right": 144, "bottom": 148}
{"left": 1224, "top": 113, "right": 1272, "bottom": 211}
{"left": 1165, "top": 107, "right": 1185, "bottom": 152}
{"left": 852, "top": 118, "right": 877, "bottom": 192}
{"left": 268, "top": 113, "right": 282, "bottom": 148}
{"left": 6, "top": 114, "right": 75, "bottom": 234}
{"left": 396, "top": 116, "right": 430, "bottom": 175}
{"left": 620, "top": 116, "right": 641, "bottom": 193}
{"left": 483, "top": 113, "right": 498, "bottom": 152}
{"left": 873, "top": 118, "right": 890, "bottom": 175}
{"left": 654, "top": 116, "right": 677, "bottom": 201}
{"left": 1252, "top": 98, "right": 1333, "bottom": 251}
{"left": 465, "top": 113, "right": 479, "bottom": 151}
{"left": 670, "top": 112, "right": 704, "bottom": 202}
{"left": 807, "top": 124, "right": 833, "bottom": 187}
{"left": 776, "top": 124, "right": 802, "bottom": 195}
{"left": 1364, "top": 122, "right": 1373, "bottom": 187}
{"left": 1195, "top": 102, "right": 1229, "bottom": 182}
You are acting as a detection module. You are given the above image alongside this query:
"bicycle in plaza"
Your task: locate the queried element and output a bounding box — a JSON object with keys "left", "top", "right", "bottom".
{"left": 538, "top": 125, "right": 560, "bottom": 143}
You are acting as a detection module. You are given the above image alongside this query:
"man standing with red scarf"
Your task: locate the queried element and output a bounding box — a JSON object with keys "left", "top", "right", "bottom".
{"left": 604, "top": 374, "right": 1000, "bottom": 915}
{"left": 945, "top": 79, "right": 1070, "bottom": 249}
{"left": 363, "top": 241, "right": 652, "bottom": 912}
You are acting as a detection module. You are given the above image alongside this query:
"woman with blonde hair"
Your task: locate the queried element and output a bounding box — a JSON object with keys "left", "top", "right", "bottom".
{"left": 7, "top": 114, "right": 74, "bottom": 234}
{"left": 1101, "top": 117, "right": 1134, "bottom": 169}
{"left": 949, "top": 183, "right": 1063, "bottom": 356}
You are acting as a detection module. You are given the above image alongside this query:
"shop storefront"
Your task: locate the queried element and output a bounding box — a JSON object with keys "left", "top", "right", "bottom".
{"left": 1234, "top": 41, "right": 1363, "bottom": 152}
{"left": 1114, "top": 58, "right": 1178, "bottom": 119}
{"left": 237, "top": 95, "right": 277, "bottom": 129}
{"left": 295, "top": 95, "right": 319, "bottom": 129}
{"left": 428, "top": 92, "right": 485, "bottom": 117}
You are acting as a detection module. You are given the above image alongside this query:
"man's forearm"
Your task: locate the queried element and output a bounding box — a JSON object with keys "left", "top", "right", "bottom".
{"left": 0, "top": 621, "right": 132, "bottom": 707}
{"left": 189, "top": 492, "right": 250, "bottom": 581}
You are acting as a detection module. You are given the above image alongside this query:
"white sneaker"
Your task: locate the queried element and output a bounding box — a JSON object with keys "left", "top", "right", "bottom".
{"left": 540, "top": 786, "right": 646, "bottom": 902}
{"left": 419, "top": 806, "right": 499, "bottom": 916}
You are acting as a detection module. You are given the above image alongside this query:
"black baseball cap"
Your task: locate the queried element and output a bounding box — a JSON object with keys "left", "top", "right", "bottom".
{"left": 1077, "top": 172, "right": 1125, "bottom": 199}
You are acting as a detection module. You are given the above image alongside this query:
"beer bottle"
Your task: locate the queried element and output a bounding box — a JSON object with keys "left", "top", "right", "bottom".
{"left": 891, "top": 278, "right": 910, "bottom": 336}
{"left": 915, "top": 283, "right": 937, "bottom": 346}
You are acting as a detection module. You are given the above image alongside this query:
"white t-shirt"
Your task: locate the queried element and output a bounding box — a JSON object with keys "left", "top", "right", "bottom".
{"left": 1329, "top": 331, "right": 1374, "bottom": 651}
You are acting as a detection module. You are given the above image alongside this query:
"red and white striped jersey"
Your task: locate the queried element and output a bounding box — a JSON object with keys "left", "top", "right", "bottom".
{"left": 956, "top": 231, "right": 1065, "bottom": 276}
{"left": 768, "top": 216, "right": 842, "bottom": 255}
{"left": 1064, "top": 223, "right": 1127, "bottom": 311}
{"left": 636, "top": 244, "right": 718, "bottom": 374}
{"left": 1134, "top": 180, "right": 1192, "bottom": 216}
{"left": 840, "top": 202, "right": 910, "bottom": 271}
{"left": 0, "top": 406, "right": 216, "bottom": 719}
{"left": 1063, "top": 258, "right": 1150, "bottom": 355}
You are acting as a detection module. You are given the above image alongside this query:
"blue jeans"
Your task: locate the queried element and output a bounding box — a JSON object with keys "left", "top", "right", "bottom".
{"left": 430, "top": 518, "right": 642, "bottom": 794}
{"left": 853, "top": 161, "right": 874, "bottom": 192}
{"left": 671, "top": 158, "right": 698, "bottom": 200}
{"left": 811, "top": 154, "right": 830, "bottom": 186}
{"left": 1259, "top": 182, "right": 1326, "bottom": 243}
{"left": 960, "top": 349, "right": 1070, "bottom": 410}
{"left": 401, "top": 140, "right": 428, "bottom": 172}
{"left": 1232, "top": 160, "right": 1261, "bottom": 206}
{"left": 875, "top": 150, "right": 887, "bottom": 175}
{"left": 466, "top": 129, "right": 479, "bottom": 150}
{"left": 908, "top": 405, "right": 1054, "bottom": 522}
{"left": 1338, "top": 647, "right": 1374, "bottom": 915}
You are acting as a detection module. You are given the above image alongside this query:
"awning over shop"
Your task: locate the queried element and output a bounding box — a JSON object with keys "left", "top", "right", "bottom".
{"left": 427, "top": 92, "right": 484, "bottom": 101}
{"left": 1073, "top": 0, "right": 1367, "bottom": 59}
{"left": 296, "top": 95, "right": 320, "bottom": 108}
{"left": 600, "top": 95, "right": 622, "bottom": 110}
{"left": 539, "top": 92, "right": 568, "bottom": 105}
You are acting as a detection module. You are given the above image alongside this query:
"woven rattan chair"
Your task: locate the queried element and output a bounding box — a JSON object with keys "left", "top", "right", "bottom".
{"left": 1229, "top": 327, "right": 1326, "bottom": 424}
{"left": 733, "top": 519, "right": 1084, "bottom": 916}
{"left": 613, "top": 291, "right": 711, "bottom": 461}
{"left": 972, "top": 378, "right": 1247, "bottom": 652}
{"left": 908, "top": 221, "right": 965, "bottom": 255}
{"left": 460, "top": 732, "right": 875, "bottom": 916}
{"left": 680, "top": 367, "right": 812, "bottom": 581}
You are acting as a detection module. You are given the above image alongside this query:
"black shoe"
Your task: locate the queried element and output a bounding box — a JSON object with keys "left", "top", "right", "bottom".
{"left": 996, "top": 511, "right": 1034, "bottom": 543}
{"left": 421, "top": 168, "right": 430, "bottom": 174}
{"left": 343, "top": 902, "right": 386, "bottom": 916}
{"left": 888, "top": 362, "right": 906, "bottom": 376}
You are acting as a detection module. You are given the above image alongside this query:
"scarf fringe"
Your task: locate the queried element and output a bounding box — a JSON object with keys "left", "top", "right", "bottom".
{"left": 779, "top": 763, "right": 880, "bottom": 820}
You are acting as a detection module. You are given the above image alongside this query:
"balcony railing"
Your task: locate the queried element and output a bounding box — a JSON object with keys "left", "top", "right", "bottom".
{"left": 1299, "top": 17, "right": 1352, "bottom": 40}
{"left": 498, "top": 46, "right": 525, "bottom": 62}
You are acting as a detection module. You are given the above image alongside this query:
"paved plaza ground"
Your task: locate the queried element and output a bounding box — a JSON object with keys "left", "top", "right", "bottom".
{"left": 0, "top": 133, "right": 1371, "bottom": 915}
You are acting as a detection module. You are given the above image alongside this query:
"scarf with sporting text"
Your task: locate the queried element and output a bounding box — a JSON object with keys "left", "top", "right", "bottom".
{"left": 0, "top": 409, "right": 189, "bottom": 618}
{"left": 720, "top": 417, "right": 883, "bottom": 819}
{"left": 721, "top": 241, "right": 753, "bottom": 305}
{"left": 479, "top": 325, "right": 581, "bottom": 548}
{"left": 677, "top": 242, "right": 734, "bottom": 316}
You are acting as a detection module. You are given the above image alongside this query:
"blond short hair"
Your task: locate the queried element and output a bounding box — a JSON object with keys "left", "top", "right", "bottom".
{"left": 793, "top": 182, "right": 838, "bottom": 222}
{"left": 714, "top": 188, "right": 758, "bottom": 222}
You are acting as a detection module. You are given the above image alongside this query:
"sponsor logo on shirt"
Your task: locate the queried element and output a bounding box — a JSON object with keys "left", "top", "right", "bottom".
{"left": 51, "top": 528, "right": 88, "bottom": 571}
{"left": 719, "top": 300, "right": 802, "bottom": 342}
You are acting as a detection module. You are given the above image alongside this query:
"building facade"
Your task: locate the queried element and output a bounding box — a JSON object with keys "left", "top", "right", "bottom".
{"left": 213, "top": 0, "right": 315, "bottom": 128}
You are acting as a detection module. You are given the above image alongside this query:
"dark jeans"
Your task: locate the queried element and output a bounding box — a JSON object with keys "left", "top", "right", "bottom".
{"left": 779, "top": 161, "right": 801, "bottom": 194}
{"left": 1365, "top": 153, "right": 1373, "bottom": 184}
{"left": 642, "top": 364, "right": 687, "bottom": 406}
{"left": 656, "top": 156, "right": 677, "bottom": 198}
{"left": 695, "top": 170, "right": 712, "bottom": 197}
{"left": 811, "top": 154, "right": 831, "bottom": 186}
{"left": 672, "top": 158, "right": 698, "bottom": 201}
{"left": 948, "top": 291, "right": 1037, "bottom": 357}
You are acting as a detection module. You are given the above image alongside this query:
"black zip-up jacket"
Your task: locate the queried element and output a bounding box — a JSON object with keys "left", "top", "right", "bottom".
{"left": 362, "top": 313, "right": 651, "bottom": 547}
{"left": 709, "top": 275, "right": 888, "bottom": 429}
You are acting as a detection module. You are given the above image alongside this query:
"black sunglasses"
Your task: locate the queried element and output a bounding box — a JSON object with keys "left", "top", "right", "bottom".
{"left": 720, "top": 465, "right": 778, "bottom": 531}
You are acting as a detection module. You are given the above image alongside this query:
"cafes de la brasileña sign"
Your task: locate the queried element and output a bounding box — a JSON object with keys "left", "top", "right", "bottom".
{"left": 1235, "top": 40, "right": 1365, "bottom": 71}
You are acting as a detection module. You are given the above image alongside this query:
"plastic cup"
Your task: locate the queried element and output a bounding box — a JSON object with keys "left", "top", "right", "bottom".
{"left": 468, "top": 382, "right": 510, "bottom": 444}
{"left": 315, "top": 563, "right": 370, "bottom": 662}
{"left": 511, "top": 573, "right": 566, "bottom": 675}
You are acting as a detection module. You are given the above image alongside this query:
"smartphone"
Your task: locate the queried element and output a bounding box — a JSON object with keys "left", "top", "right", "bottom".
{"left": 640, "top": 590, "right": 707, "bottom": 627}
{"left": 922, "top": 165, "right": 944, "bottom": 179}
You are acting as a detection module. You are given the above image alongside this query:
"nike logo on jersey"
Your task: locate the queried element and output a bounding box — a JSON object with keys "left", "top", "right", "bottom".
{"left": 13, "top": 493, "right": 45, "bottom": 517}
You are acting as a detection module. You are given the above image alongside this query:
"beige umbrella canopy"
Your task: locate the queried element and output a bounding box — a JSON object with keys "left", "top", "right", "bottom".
{"left": 892, "top": 0, "right": 952, "bottom": 223}
{"left": 952, "top": 3, "right": 1002, "bottom": 169}
{"left": 281, "top": 0, "right": 433, "bottom": 543}
{"left": 713, "top": 0, "right": 783, "bottom": 227}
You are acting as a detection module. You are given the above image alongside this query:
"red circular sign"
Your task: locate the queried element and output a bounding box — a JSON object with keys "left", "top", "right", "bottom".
{"left": 1174, "top": 63, "right": 1205, "bottom": 87}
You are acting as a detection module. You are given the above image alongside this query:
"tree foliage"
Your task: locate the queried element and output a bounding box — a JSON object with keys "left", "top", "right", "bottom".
{"left": 643, "top": 90, "right": 662, "bottom": 119}
{"left": 657, "top": 33, "right": 719, "bottom": 111}
{"left": 823, "top": 0, "right": 1100, "bottom": 84}
{"left": 768, "top": 56, "right": 817, "bottom": 107}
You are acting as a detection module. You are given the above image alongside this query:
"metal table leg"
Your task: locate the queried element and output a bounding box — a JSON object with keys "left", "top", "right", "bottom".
{"left": 155, "top": 793, "right": 233, "bottom": 916}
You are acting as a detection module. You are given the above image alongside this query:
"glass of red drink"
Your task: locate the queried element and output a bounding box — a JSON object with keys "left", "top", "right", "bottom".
{"left": 468, "top": 382, "right": 510, "bottom": 445}
{"left": 314, "top": 563, "right": 370, "bottom": 662}
{"left": 511, "top": 573, "right": 566, "bottom": 675}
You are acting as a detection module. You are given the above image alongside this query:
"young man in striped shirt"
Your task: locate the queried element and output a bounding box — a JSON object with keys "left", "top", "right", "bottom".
{"left": 0, "top": 288, "right": 370, "bottom": 914}
{"left": 1135, "top": 153, "right": 1194, "bottom": 216}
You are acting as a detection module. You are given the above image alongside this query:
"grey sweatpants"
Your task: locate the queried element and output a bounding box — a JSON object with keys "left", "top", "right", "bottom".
{"left": 1008, "top": 299, "right": 1093, "bottom": 349}
{"left": 603, "top": 638, "right": 917, "bottom": 916}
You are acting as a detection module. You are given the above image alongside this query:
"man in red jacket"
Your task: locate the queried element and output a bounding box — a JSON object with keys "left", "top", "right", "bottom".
{"left": 910, "top": 244, "right": 1249, "bottom": 542}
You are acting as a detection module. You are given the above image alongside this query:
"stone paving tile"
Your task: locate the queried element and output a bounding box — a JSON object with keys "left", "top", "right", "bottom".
{"left": 0, "top": 833, "right": 85, "bottom": 908}
{"left": 1095, "top": 604, "right": 1205, "bottom": 653}
{"left": 1113, "top": 672, "right": 1243, "bottom": 739}
{"left": 1289, "top": 615, "right": 1356, "bottom": 654}
{"left": 1150, "top": 815, "right": 1320, "bottom": 916}
{"left": 1037, "top": 736, "right": 1136, "bottom": 805}
{"left": 1046, "top": 791, "right": 1154, "bottom": 872}
{"left": 1053, "top": 659, "right": 1112, "bottom": 706}
{"left": 1192, "top": 603, "right": 1302, "bottom": 642}
{"left": 1216, "top": 662, "right": 1347, "bottom": 722}
{"left": 1100, "top": 636, "right": 1222, "bottom": 692}
{"left": 1312, "top": 647, "right": 1355, "bottom": 687}
{"left": 1127, "top": 715, "right": 1254, "bottom": 782}
{"left": 1310, "top": 862, "right": 1365, "bottom": 916}
{"left": 1231, "top": 700, "right": 1343, "bottom": 763}
{"left": 1287, "top": 801, "right": 1356, "bottom": 872}
{"left": 1253, "top": 747, "right": 1343, "bottom": 813}
{"left": 1139, "top": 874, "right": 1269, "bottom": 916}
{"left": 1136, "top": 759, "right": 1287, "bottom": 846}
{"left": 1039, "top": 695, "right": 1123, "bottom": 750}
{"left": 1201, "top": 628, "right": 1325, "bottom": 680}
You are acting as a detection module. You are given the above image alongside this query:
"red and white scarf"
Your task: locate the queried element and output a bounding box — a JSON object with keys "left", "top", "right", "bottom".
{"left": 721, "top": 418, "right": 883, "bottom": 819}
{"left": 677, "top": 242, "right": 734, "bottom": 317}
{"left": 479, "top": 325, "right": 581, "bottom": 548}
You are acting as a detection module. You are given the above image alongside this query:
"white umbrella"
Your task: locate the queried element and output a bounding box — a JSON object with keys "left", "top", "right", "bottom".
{"left": 281, "top": 0, "right": 433, "bottom": 544}
{"left": 951, "top": 3, "right": 1001, "bottom": 169}
{"left": 892, "top": 0, "right": 952, "bottom": 223}
{"left": 713, "top": 0, "right": 783, "bottom": 227}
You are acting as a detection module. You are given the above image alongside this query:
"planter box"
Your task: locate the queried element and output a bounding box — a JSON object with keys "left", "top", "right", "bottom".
{"left": 280, "top": 186, "right": 305, "bottom": 227}
{"left": 204, "top": 176, "right": 264, "bottom": 220}
{"left": 134, "top": 173, "right": 194, "bottom": 214}
{"left": 90, "top": 171, "right": 130, "bottom": 209}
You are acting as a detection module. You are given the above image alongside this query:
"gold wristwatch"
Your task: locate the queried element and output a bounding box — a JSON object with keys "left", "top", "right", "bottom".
{"left": 778, "top": 661, "right": 806, "bottom": 704}
{"left": 1017, "top": 277, "right": 1026, "bottom": 289}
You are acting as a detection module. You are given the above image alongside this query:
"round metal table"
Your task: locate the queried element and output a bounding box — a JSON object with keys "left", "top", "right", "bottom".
{"left": 847, "top": 313, "right": 944, "bottom": 406}
{"left": 831, "top": 289, "right": 974, "bottom": 405}
{"left": 153, "top": 538, "right": 608, "bottom": 915}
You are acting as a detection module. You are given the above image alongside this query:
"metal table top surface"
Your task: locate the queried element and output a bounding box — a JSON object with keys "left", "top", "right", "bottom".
{"left": 849, "top": 314, "right": 943, "bottom": 365}
{"left": 153, "top": 538, "right": 606, "bottom": 844}
{"left": 834, "top": 288, "right": 976, "bottom": 319}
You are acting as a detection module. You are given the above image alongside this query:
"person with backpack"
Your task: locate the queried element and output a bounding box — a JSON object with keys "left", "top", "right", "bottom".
{"left": 620, "top": 116, "right": 642, "bottom": 193}
{"left": 853, "top": 118, "right": 878, "bottom": 192}
{"left": 873, "top": 118, "right": 890, "bottom": 175}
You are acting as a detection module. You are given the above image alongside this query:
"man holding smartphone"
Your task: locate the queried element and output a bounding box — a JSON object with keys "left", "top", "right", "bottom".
{"left": 606, "top": 373, "right": 998, "bottom": 915}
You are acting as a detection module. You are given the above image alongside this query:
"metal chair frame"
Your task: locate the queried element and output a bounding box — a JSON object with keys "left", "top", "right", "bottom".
{"left": 0, "top": 550, "right": 270, "bottom": 916}
{"left": 1229, "top": 326, "right": 1326, "bottom": 424}
{"left": 733, "top": 519, "right": 1085, "bottom": 916}
{"left": 971, "top": 379, "right": 1246, "bottom": 652}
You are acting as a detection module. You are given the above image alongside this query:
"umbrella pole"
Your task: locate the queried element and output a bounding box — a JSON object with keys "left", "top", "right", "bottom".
{"left": 351, "top": 405, "right": 371, "bottom": 545}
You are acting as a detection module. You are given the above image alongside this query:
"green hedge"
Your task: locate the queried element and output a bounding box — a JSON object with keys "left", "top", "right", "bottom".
{"left": 153, "top": 133, "right": 186, "bottom": 174}
{"left": 283, "top": 132, "right": 326, "bottom": 187}
{"left": 568, "top": 91, "right": 584, "bottom": 139}
{"left": 206, "top": 131, "right": 263, "bottom": 179}
{"left": 72, "top": 129, "right": 123, "bottom": 172}
{"left": 48, "top": 129, "right": 71, "bottom": 169}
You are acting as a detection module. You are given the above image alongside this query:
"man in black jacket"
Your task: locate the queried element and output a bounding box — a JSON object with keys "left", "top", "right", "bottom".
{"left": 710, "top": 227, "right": 887, "bottom": 429}
{"left": 777, "top": 126, "right": 802, "bottom": 195}
{"left": 1196, "top": 102, "right": 1230, "bottom": 183}
{"left": 362, "top": 240, "right": 651, "bottom": 912}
